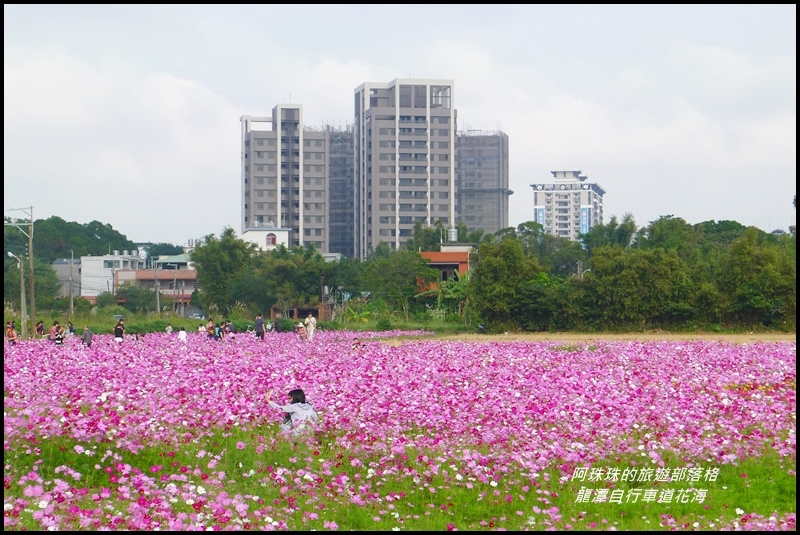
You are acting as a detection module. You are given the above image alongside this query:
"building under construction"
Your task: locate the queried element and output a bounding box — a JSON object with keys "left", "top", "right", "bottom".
{"left": 455, "top": 130, "right": 512, "bottom": 235}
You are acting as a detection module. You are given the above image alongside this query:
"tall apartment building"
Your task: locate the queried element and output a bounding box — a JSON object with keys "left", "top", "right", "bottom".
{"left": 455, "top": 130, "right": 512, "bottom": 235}
{"left": 530, "top": 170, "right": 605, "bottom": 241}
{"left": 354, "top": 79, "right": 456, "bottom": 259}
{"left": 326, "top": 124, "right": 356, "bottom": 258}
{"left": 240, "top": 104, "right": 329, "bottom": 250}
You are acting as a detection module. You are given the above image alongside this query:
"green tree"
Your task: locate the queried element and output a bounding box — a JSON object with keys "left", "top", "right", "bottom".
{"left": 634, "top": 215, "right": 700, "bottom": 256}
{"left": 581, "top": 213, "right": 638, "bottom": 254}
{"left": 4, "top": 257, "right": 63, "bottom": 311}
{"left": 454, "top": 221, "right": 491, "bottom": 245}
{"left": 190, "top": 227, "right": 258, "bottom": 316}
{"left": 403, "top": 221, "right": 448, "bottom": 252}
{"left": 467, "top": 238, "right": 541, "bottom": 330}
{"left": 361, "top": 250, "right": 438, "bottom": 321}
{"left": 588, "top": 246, "right": 689, "bottom": 331}
{"left": 717, "top": 228, "right": 796, "bottom": 329}
{"left": 511, "top": 272, "right": 560, "bottom": 332}
{"left": 24, "top": 216, "right": 137, "bottom": 264}
{"left": 95, "top": 291, "right": 118, "bottom": 308}
{"left": 116, "top": 283, "right": 158, "bottom": 314}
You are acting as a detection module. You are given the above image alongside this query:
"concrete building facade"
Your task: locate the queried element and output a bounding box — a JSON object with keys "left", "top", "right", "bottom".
{"left": 326, "top": 124, "right": 356, "bottom": 258}
{"left": 52, "top": 257, "right": 81, "bottom": 299}
{"left": 241, "top": 104, "right": 329, "bottom": 251}
{"left": 79, "top": 250, "right": 146, "bottom": 300}
{"left": 354, "top": 79, "right": 457, "bottom": 259}
{"left": 530, "top": 170, "right": 605, "bottom": 241}
{"left": 455, "top": 130, "right": 512, "bottom": 235}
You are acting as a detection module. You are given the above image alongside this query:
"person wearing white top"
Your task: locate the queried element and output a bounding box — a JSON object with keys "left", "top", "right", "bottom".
{"left": 304, "top": 313, "right": 317, "bottom": 341}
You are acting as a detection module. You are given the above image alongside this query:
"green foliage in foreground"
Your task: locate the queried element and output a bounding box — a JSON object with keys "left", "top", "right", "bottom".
{"left": 4, "top": 425, "right": 796, "bottom": 531}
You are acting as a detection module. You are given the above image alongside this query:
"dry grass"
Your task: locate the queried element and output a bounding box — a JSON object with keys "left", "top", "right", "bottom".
{"left": 396, "top": 331, "right": 796, "bottom": 345}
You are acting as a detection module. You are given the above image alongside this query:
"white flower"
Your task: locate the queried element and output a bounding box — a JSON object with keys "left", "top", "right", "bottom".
{"left": 197, "top": 486, "right": 207, "bottom": 495}
{"left": 38, "top": 500, "right": 49, "bottom": 509}
{"left": 490, "top": 480, "right": 498, "bottom": 487}
{"left": 735, "top": 508, "right": 744, "bottom": 515}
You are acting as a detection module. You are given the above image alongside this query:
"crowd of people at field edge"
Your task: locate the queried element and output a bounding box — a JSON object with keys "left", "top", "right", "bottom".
{"left": 251, "top": 311, "right": 318, "bottom": 343}
{"left": 200, "top": 318, "right": 237, "bottom": 341}
{"left": 6, "top": 312, "right": 356, "bottom": 351}
{"left": 5, "top": 319, "right": 94, "bottom": 347}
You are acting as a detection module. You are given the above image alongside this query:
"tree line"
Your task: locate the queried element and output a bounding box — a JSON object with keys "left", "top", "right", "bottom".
{"left": 4, "top": 211, "right": 796, "bottom": 332}
{"left": 187, "top": 213, "right": 795, "bottom": 332}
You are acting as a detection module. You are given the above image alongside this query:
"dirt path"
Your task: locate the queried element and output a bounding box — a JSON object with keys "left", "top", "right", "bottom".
{"left": 395, "top": 331, "right": 796, "bottom": 344}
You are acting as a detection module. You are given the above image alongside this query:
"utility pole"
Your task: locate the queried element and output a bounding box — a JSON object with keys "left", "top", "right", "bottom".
{"left": 7, "top": 251, "right": 27, "bottom": 339}
{"left": 69, "top": 250, "right": 74, "bottom": 322}
{"left": 167, "top": 263, "right": 178, "bottom": 313}
{"left": 5, "top": 206, "right": 35, "bottom": 338}
{"left": 154, "top": 257, "right": 161, "bottom": 316}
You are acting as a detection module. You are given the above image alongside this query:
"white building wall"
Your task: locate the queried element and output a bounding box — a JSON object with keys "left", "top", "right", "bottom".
{"left": 240, "top": 227, "right": 291, "bottom": 252}
{"left": 79, "top": 251, "right": 146, "bottom": 298}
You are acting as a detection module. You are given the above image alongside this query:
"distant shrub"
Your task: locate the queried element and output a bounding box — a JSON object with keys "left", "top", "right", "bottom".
{"left": 375, "top": 317, "right": 393, "bottom": 331}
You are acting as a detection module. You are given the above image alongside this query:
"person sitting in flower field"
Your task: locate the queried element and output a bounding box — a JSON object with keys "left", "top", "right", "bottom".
{"left": 265, "top": 388, "right": 319, "bottom": 435}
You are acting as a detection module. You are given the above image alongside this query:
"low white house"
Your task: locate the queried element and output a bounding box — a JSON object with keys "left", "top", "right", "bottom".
{"left": 240, "top": 222, "right": 291, "bottom": 252}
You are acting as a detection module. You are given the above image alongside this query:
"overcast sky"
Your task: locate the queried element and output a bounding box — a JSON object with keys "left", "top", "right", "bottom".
{"left": 4, "top": 5, "right": 796, "bottom": 246}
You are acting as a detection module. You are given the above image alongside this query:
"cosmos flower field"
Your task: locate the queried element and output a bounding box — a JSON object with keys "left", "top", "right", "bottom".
{"left": 3, "top": 330, "right": 796, "bottom": 531}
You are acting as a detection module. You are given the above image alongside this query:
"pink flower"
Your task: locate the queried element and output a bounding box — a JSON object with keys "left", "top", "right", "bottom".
{"left": 236, "top": 441, "right": 245, "bottom": 450}
{"left": 23, "top": 484, "right": 43, "bottom": 497}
